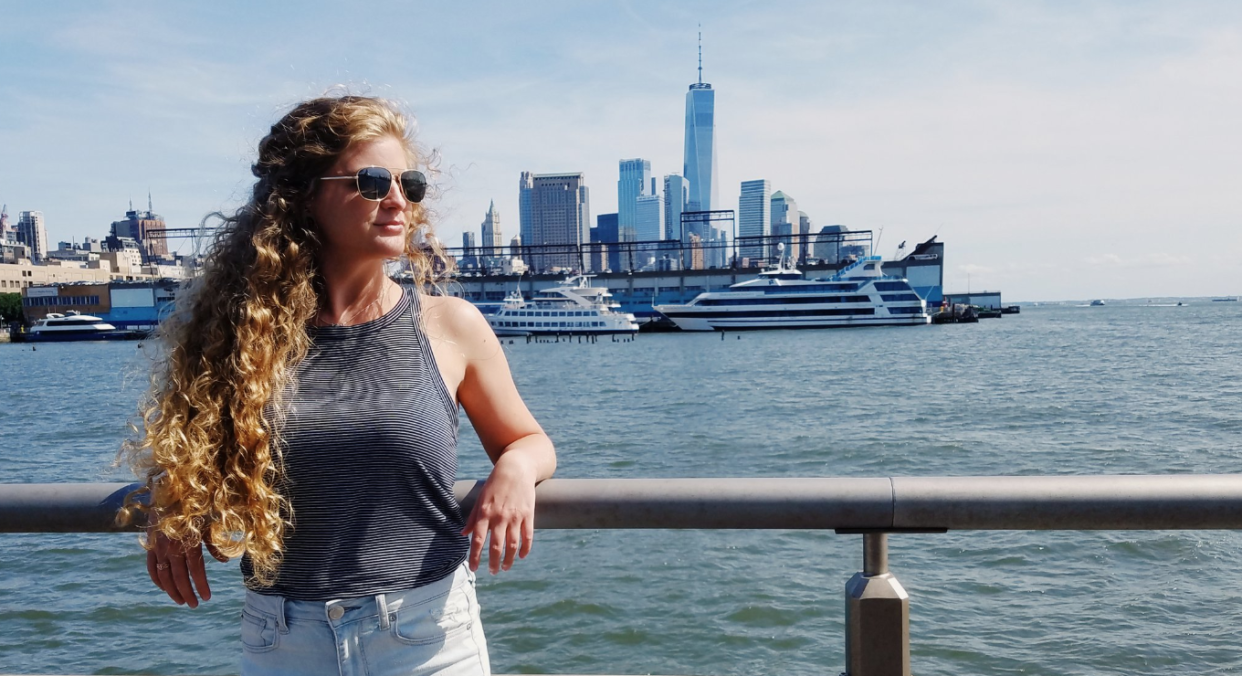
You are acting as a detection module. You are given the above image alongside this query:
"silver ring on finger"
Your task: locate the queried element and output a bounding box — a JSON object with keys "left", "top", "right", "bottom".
{"left": 156, "top": 562, "right": 170, "bottom": 571}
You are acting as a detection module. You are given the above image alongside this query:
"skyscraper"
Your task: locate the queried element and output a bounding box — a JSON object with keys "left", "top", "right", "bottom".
{"left": 16, "top": 211, "right": 49, "bottom": 263}
{"left": 527, "top": 172, "right": 590, "bottom": 272}
{"left": 0, "top": 205, "right": 11, "bottom": 244}
{"left": 460, "top": 231, "right": 477, "bottom": 269}
{"left": 663, "top": 175, "right": 689, "bottom": 241}
{"left": 591, "top": 213, "right": 614, "bottom": 272}
{"left": 798, "top": 211, "right": 812, "bottom": 263}
{"left": 618, "top": 158, "right": 651, "bottom": 237}
{"left": 683, "top": 33, "right": 718, "bottom": 212}
{"left": 480, "top": 200, "right": 502, "bottom": 258}
{"left": 738, "top": 180, "right": 771, "bottom": 262}
{"left": 770, "top": 191, "right": 798, "bottom": 262}
{"left": 635, "top": 193, "right": 663, "bottom": 243}
{"left": 518, "top": 172, "right": 534, "bottom": 264}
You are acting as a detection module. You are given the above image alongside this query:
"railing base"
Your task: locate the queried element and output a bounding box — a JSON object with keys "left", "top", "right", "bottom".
{"left": 844, "top": 571, "right": 910, "bottom": 676}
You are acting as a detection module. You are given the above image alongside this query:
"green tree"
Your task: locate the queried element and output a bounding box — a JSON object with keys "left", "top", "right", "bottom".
{"left": 0, "top": 292, "right": 23, "bottom": 323}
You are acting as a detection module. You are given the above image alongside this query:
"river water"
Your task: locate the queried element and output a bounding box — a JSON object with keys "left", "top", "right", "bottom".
{"left": 1, "top": 301, "right": 1240, "bottom": 675}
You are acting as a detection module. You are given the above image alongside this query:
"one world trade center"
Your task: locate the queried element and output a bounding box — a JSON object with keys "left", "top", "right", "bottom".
{"left": 683, "top": 33, "right": 723, "bottom": 266}
{"left": 683, "top": 37, "right": 718, "bottom": 212}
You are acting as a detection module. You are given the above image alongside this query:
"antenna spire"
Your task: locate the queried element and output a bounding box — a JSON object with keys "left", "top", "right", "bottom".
{"left": 148, "top": 189, "right": 152, "bottom": 213}
{"left": 697, "top": 26, "right": 703, "bottom": 84}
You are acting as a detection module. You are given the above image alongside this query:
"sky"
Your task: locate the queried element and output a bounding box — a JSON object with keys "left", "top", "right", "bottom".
{"left": 1, "top": 0, "right": 1239, "bottom": 301}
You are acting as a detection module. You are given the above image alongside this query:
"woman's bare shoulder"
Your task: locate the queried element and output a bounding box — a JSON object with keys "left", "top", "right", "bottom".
{"left": 419, "top": 294, "right": 493, "bottom": 346}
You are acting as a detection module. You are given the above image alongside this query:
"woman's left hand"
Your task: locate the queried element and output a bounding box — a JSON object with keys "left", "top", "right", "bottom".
{"left": 462, "top": 451, "right": 539, "bottom": 574}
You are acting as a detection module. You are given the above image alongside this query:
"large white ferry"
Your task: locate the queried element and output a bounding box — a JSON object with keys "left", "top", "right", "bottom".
{"left": 654, "top": 255, "right": 930, "bottom": 331}
{"left": 487, "top": 276, "right": 639, "bottom": 337}
{"left": 24, "top": 311, "right": 134, "bottom": 342}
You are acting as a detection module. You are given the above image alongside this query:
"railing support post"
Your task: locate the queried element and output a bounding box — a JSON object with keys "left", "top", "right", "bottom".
{"left": 843, "top": 533, "right": 910, "bottom": 676}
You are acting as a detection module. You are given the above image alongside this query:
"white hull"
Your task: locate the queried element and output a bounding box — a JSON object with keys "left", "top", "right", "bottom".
{"left": 661, "top": 313, "right": 930, "bottom": 331}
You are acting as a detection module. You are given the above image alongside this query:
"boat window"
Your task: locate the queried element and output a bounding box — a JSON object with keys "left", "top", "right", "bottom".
{"left": 881, "top": 294, "right": 922, "bottom": 303}
{"left": 873, "top": 282, "right": 909, "bottom": 292}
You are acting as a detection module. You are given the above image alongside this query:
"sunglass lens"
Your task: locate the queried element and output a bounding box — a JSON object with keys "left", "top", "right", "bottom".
{"left": 400, "top": 171, "right": 427, "bottom": 203}
{"left": 356, "top": 167, "right": 393, "bottom": 201}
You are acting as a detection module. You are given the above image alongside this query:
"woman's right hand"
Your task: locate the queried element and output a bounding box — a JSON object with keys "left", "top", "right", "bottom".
{"left": 146, "top": 525, "right": 228, "bottom": 608}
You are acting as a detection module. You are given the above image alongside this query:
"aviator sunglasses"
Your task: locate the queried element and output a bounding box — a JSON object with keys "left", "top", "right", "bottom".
{"left": 319, "top": 166, "right": 427, "bottom": 203}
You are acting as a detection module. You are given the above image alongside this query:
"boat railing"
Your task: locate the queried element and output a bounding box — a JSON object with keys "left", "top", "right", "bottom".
{"left": 4, "top": 475, "right": 1241, "bottom": 676}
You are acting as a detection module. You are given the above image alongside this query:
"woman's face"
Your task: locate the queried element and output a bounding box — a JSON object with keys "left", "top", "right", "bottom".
{"left": 310, "top": 135, "right": 414, "bottom": 269}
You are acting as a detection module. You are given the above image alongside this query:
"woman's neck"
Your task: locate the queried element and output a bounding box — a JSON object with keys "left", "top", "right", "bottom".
{"left": 316, "top": 261, "right": 401, "bottom": 327}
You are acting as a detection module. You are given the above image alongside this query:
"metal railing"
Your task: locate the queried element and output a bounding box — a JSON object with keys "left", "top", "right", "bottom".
{"left": 4, "top": 475, "right": 1242, "bottom": 676}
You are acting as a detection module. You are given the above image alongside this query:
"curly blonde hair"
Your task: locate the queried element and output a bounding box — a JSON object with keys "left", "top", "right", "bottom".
{"left": 119, "top": 95, "right": 448, "bottom": 585}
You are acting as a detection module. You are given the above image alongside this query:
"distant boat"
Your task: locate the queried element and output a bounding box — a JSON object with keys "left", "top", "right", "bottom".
{"left": 1089, "top": 299, "right": 1105, "bottom": 307}
{"left": 18, "top": 311, "right": 143, "bottom": 342}
{"left": 486, "top": 276, "right": 639, "bottom": 336}
{"left": 655, "top": 254, "right": 929, "bottom": 331}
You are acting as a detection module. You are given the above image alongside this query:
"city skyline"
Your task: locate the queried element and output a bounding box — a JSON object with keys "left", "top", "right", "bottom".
{"left": 2, "top": 2, "right": 1240, "bottom": 300}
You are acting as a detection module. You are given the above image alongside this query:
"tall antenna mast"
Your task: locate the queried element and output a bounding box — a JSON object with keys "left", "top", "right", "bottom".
{"left": 697, "top": 26, "right": 703, "bottom": 84}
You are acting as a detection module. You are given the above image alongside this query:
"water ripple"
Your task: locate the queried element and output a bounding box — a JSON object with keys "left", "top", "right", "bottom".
{"left": 3, "top": 303, "right": 1242, "bottom": 674}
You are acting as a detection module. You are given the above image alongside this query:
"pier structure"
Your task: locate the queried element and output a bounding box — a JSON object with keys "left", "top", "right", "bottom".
{"left": 5, "top": 474, "right": 1242, "bottom": 676}
{"left": 440, "top": 235, "right": 944, "bottom": 323}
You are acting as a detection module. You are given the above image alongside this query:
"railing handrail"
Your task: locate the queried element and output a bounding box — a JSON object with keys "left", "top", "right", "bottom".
{"left": 4, "top": 475, "right": 1242, "bottom": 534}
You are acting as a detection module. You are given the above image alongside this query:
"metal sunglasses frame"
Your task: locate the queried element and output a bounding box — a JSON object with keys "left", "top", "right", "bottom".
{"left": 319, "top": 166, "right": 427, "bottom": 203}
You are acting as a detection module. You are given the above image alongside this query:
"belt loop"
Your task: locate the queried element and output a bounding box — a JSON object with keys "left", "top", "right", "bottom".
{"left": 277, "top": 596, "right": 289, "bottom": 633}
{"left": 376, "top": 593, "right": 390, "bottom": 630}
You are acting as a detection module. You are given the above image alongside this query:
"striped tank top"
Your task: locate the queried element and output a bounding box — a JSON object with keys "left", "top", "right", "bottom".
{"left": 242, "top": 290, "right": 469, "bottom": 600}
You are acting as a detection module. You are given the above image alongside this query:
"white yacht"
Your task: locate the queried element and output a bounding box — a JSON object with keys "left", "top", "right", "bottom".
{"left": 26, "top": 311, "right": 124, "bottom": 342}
{"left": 487, "top": 276, "right": 639, "bottom": 336}
{"left": 654, "top": 254, "right": 930, "bottom": 331}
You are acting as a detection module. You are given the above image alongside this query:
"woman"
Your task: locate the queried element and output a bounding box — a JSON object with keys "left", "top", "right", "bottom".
{"left": 120, "top": 95, "right": 555, "bottom": 676}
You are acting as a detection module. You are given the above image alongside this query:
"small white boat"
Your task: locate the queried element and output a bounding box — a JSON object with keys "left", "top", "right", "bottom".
{"left": 487, "top": 276, "right": 639, "bottom": 336}
{"left": 1089, "top": 299, "right": 1106, "bottom": 307}
{"left": 24, "top": 311, "right": 133, "bottom": 342}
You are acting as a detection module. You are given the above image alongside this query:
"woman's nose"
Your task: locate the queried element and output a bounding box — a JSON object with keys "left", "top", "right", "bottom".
{"left": 380, "top": 174, "right": 408, "bottom": 208}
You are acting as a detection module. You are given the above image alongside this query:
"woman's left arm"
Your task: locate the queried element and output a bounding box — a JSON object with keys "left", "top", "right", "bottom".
{"left": 448, "top": 301, "right": 556, "bottom": 574}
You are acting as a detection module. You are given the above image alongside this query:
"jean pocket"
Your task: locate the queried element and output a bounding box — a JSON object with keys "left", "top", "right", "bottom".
{"left": 390, "top": 590, "right": 472, "bottom": 645}
{"left": 240, "top": 609, "right": 279, "bottom": 652}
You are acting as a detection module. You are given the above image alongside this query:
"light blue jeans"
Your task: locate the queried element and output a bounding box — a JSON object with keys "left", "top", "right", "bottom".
{"left": 240, "top": 564, "right": 490, "bottom": 676}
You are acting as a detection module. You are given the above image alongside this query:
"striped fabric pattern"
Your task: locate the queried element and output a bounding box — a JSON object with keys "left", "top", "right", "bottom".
{"left": 242, "top": 291, "right": 468, "bottom": 601}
